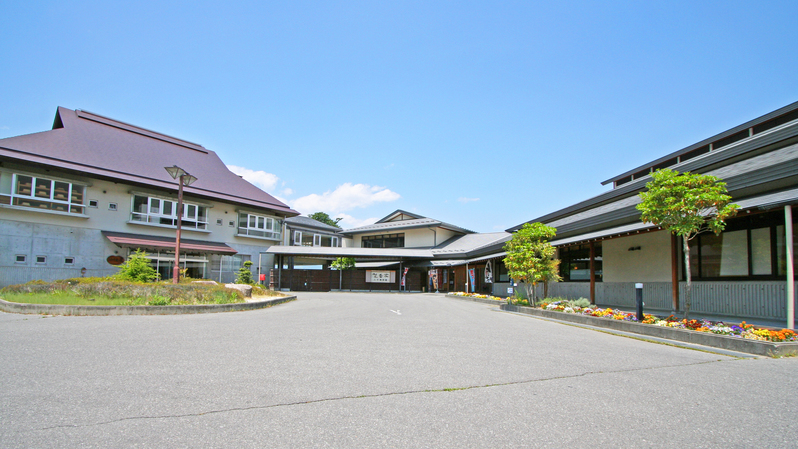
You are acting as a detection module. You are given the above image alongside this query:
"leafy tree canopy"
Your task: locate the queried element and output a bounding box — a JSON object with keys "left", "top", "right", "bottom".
{"left": 331, "top": 257, "right": 356, "bottom": 270}
{"left": 636, "top": 169, "right": 738, "bottom": 239}
{"left": 503, "top": 222, "right": 561, "bottom": 301}
{"left": 636, "top": 169, "right": 738, "bottom": 318}
{"left": 309, "top": 212, "right": 342, "bottom": 228}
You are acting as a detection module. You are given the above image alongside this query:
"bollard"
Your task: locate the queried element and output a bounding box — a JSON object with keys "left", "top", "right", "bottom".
{"left": 635, "top": 283, "right": 644, "bottom": 321}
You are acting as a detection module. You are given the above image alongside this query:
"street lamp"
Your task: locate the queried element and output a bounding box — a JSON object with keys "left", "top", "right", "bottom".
{"left": 164, "top": 165, "right": 198, "bottom": 284}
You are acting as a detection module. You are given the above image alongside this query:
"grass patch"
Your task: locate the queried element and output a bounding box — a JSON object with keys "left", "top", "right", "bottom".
{"left": 1, "top": 291, "right": 139, "bottom": 306}
{"left": 0, "top": 278, "right": 283, "bottom": 306}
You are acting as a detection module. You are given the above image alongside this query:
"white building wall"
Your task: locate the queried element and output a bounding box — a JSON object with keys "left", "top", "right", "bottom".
{"left": 349, "top": 227, "right": 461, "bottom": 248}
{"left": 602, "top": 230, "right": 672, "bottom": 282}
{"left": 0, "top": 169, "right": 285, "bottom": 286}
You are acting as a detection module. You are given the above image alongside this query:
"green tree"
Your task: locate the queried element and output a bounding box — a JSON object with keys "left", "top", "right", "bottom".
{"left": 636, "top": 169, "right": 738, "bottom": 319}
{"left": 236, "top": 260, "right": 254, "bottom": 285}
{"left": 309, "top": 212, "right": 342, "bottom": 228}
{"left": 503, "top": 223, "right": 561, "bottom": 303}
{"left": 331, "top": 257, "right": 356, "bottom": 290}
{"left": 115, "top": 249, "right": 160, "bottom": 282}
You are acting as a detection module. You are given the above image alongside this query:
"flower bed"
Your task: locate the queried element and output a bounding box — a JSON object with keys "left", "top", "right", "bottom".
{"left": 451, "top": 292, "right": 504, "bottom": 301}
{"left": 540, "top": 300, "right": 796, "bottom": 343}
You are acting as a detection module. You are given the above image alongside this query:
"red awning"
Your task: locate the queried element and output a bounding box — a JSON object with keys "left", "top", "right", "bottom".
{"left": 102, "top": 231, "right": 238, "bottom": 255}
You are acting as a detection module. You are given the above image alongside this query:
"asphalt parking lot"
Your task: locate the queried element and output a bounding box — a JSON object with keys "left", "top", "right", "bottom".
{"left": 2, "top": 292, "right": 797, "bottom": 448}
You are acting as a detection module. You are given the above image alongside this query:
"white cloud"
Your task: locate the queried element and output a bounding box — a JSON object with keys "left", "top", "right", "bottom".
{"left": 290, "top": 183, "right": 400, "bottom": 215}
{"left": 282, "top": 187, "right": 293, "bottom": 196}
{"left": 227, "top": 165, "right": 279, "bottom": 192}
{"left": 458, "top": 197, "right": 480, "bottom": 203}
{"left": 334, "top": 213, "right": 380, "bottom": 229}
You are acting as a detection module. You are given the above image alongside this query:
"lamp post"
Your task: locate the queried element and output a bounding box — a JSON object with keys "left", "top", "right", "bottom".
{"left": 164, "top": 165, "right": 198, "bottom": 284}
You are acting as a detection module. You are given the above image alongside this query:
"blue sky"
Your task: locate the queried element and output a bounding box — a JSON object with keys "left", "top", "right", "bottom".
{"left": 2, "top": 1, "right": 797, "bottom": 232}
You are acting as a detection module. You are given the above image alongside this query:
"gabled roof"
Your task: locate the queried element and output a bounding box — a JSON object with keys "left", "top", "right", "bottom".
{"left": 376, "top": 209, "right": 425, "bottom": 223}
{"left": 0, "top": 107, "right": 298, "bottom": 216}
{"left": 340, "top": 209, "right": 474, "bottom": 235}
{"left": 285, "top": 216, "right": 341, "bottom": 232}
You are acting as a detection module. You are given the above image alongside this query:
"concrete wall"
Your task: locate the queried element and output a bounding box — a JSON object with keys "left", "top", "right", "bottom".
{"left": 603, "top": 231, "right": 672, "bottom": 282}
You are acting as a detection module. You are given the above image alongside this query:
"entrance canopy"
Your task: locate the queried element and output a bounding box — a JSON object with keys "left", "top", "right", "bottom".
{"left": 102, "top": 231, "right": 238, "bottom": 254}
{"left": 266, "top": 245, "right": 432, "bottom": 260}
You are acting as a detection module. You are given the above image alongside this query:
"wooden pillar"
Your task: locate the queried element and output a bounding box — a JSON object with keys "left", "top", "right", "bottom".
{"left": 786, "top": 205, "right": 794, "bottom": 329}
{"left": 671, "top": 233, "right": 680, "bottom": 312}
{"left": 589, "top": 242, "right": 596, "bottom": 304}
{"left": 278, "top": 255, "right": 283, "bottom": 290}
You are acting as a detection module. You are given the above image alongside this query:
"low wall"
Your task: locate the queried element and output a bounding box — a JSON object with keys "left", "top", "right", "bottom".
{"left": 500, "top": 303, "right": 798, "bottom": 357}
{"left": 0, "top": 295, "right": 296, "bottom": 316}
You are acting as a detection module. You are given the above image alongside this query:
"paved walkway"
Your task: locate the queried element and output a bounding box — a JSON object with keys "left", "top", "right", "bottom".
{"left": 2, "top": 292, "right": 796, "bottom": 448}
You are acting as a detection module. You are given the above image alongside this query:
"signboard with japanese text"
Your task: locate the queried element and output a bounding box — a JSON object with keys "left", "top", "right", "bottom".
{"left": 367, "top": 270, "right": 395, "bottom": 283}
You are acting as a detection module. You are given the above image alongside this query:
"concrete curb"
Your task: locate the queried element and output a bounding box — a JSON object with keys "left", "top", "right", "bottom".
{"left": 497, "top": 302, "right": 798, "bottom": 357}
{"left": 0, "top": 296, "right": 296, "bottom": 316}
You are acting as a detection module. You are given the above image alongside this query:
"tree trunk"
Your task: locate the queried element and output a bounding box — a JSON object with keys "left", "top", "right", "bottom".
{"left": 683, "top": 236, "right": 692, "bottom": 320}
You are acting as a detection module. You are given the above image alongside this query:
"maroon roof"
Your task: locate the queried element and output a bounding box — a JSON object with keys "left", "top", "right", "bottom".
{"left": 102, "top": 231, "right": 238, "bottom": 254}
{"left": 0, "top": 107, "right": 298, "bottom": 216}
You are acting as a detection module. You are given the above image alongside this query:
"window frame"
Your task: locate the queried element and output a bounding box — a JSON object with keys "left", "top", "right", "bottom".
{"left": 293, "top": 230, "right": 339, "bottom": 247}
{"left": 237, "top": 212, "right": 281, "bottom": 240}
{"left": 0, "top": 171, "right": 87, "bottom": 215}
{"left": 687, "top": 210, "right": 794, "bottom": 281}
{"left": 130, "top": 194, "right": 209, "bottom": 231}
{"left": 361, "top": 233, "right": 405, "bottom": 248}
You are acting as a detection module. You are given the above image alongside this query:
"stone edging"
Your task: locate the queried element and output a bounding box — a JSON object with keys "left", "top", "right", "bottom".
{"left": 444, "top": 294, "right": 798, "bottom": 357}
{"left": 0, "top": 296, "right": 296, "bottom": 316}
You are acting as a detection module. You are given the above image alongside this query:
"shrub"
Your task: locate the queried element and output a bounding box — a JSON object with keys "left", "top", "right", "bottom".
{"left": 236, "top": 261, "right": 254, "bottom": 285}
{"left": 114, "top": 249, "right": 159, "bottom": 282}
{"left": 571, "top": 298, "right": 591, "bottom": 308}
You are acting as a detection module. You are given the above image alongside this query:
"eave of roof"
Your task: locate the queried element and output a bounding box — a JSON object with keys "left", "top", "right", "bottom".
{"left": 285, "top": 216, "right": 342, "bottom": 232}
{"left": 602, "top": 100, "right": 798, "bottom": 185}
{"left": 265, "top": 246, "right": 433, "bottom": 259}
{"left": 507, "top": 116, "right": 798, "bottom": 233}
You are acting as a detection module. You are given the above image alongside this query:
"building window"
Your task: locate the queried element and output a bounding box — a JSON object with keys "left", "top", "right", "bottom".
{"left": 688, "top": 210, "right": 796, "bottom": 280}
{"left": 36, "top": 256, "right": 47, "bottom": 264}
{"left": 109, "top": 203, "right": 118, "bottom": 211}
{"left": 559, "top": 243, "right": 602, "bottom": 282}
{"left": 216, "top": 219, "right": 223, "bottom": 226}
{"left": 238, "top": 213, "right": 281, "bottom": 240}
{"left": 130, "top": 195, "right": 208, "bottom": 230}
{"left": 496, "top": 260, "right": 510, "bottom": 282}
{"left": 361, "top": 233, "right": 405, "bottom": 248}
{"left": 89, "top": 200, "right": 99, "bottom": 208}
{"left": 15, "top": 255, "right": 26, "bottom": 264}
{"left": 0, "top": 172, "right": 85, "bottom": 214}
{"left": 65, "top": 257, "right": 75, "bottom": 265}
{"left": 293, "top": 231, "right": 338, "bottom": 247}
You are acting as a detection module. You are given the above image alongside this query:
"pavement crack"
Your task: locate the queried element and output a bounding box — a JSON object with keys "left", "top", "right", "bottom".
{"left": 32, "top": 359, "right": 725, "bottom": 432}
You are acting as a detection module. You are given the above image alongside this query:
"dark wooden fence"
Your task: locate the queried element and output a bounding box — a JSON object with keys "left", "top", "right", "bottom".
{"left": 271, "top": 268, "right": 424, "bottom": 292}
